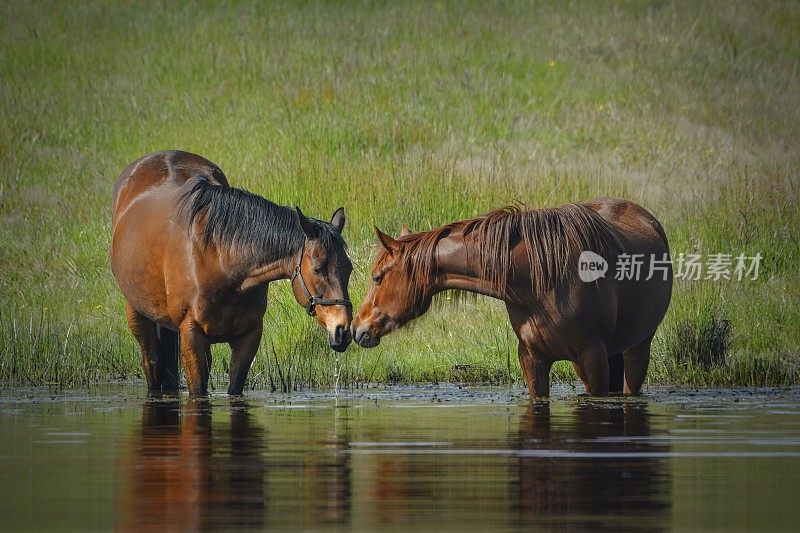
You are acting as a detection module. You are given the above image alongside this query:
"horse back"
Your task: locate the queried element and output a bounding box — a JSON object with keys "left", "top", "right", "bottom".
{"left": 112, "top": 151, "right": 228, "bottom": 221}
{"left": 581, "top": 197, "right": 669, "bottom": 253}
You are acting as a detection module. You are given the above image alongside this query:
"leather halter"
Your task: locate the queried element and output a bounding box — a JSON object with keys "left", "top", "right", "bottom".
{"left": 291, "top": 242, "right": 352, "bottom": 317}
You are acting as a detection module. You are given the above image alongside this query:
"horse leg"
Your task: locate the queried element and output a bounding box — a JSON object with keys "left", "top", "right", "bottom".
{"left": 608, "top": 352, "right": 625, "bottom": 394}
{"left": 623, "top": 332, "right": 655, "bottom": 395}
{"left": 157, "top": 326, "right": 180, "bottom": 393}
{"left": 125, "top": 302, "right": 162, "bottom": 392}
{"left": 179, "top": 319, "right": 211, "bottom": 396}
{"left": 579, "top": 344, "right": 609, "bottom": 396}
{"left": 570, "top": 361, "right": 590, "bottom": 392}
{"left": 227, "top": 324, "right": 263, "bottom": 395}
{"left": 518, "top": 341, "right": 552, "bottom": 398}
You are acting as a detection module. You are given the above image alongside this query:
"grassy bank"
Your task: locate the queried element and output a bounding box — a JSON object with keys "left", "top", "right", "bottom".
{"left": 1, "top": 1, "right": 799, "bottom": 390}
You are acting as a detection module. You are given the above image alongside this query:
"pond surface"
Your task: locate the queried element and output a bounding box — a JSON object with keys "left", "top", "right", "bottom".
{"left": 1, "top": 385, "right": 799, "bottom": 531}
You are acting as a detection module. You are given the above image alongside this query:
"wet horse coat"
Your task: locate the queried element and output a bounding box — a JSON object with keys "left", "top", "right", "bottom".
{"left": 352, "top": 198, "right": 672, "bottom": 397}
{"left": 111, "top": 151, "right": 352, "bottom": 395}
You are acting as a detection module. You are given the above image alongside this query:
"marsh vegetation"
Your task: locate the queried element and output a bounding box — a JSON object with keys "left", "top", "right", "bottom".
{"left": 1, "top": 1, "right": 798, "bottom": 389}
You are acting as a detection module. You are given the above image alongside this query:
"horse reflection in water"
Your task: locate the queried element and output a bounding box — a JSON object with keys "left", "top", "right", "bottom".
{"left": 295, "top": 414, "right": 352, "bottom": 526}
{"left": 116, "top": 399, "right": 668, "bottom": 529}
{"left": 117, "top": 399, "right": 267, "bottom": 531}
{"left": 515, "top": 402, "right": 672, "bottom": 531}
{"left": 117, "top": 400, "right": 353, "bottom": 530}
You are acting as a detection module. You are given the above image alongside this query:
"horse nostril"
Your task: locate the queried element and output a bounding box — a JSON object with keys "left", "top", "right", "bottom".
{"left": 329, "top": 324, "right": 351, "bottom": 352}
{"left": 358, "top": 330, "right": 374, "bottom": 346}
{"left": 334, "top": 324, "right": 350, "bottom": 345}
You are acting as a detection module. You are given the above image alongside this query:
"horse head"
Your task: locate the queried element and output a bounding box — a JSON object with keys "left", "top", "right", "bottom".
{"left": 292, "top": 207, "right": 353, "bottom": 352}
{"left": 352, "top": 227, "right": 433, "bottom": 348}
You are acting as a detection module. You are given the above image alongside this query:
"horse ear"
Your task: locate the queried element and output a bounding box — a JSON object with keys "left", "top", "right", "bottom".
{"left": 399, "top": 223, "right": 412, "bottom": 237}
{"left": 375, "top": 226, "right": 399, "bottom": 255}
{"left": 330, "top": 207, "right": 346, "bottom": 233}
{"left": 295, "top": 206, "right": 318, "bottom": 238}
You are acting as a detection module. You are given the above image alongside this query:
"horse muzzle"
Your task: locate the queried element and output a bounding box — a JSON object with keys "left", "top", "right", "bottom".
{"left": 353, "top": 325, "right": 380, "bottom": 348}
{"left": 329, "top": 324, "right": 352, "bottom": 352}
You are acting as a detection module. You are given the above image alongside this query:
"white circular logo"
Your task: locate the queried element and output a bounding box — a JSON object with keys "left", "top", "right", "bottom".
{"left": 578, "top": 251, "right": 608, "bottom": 282}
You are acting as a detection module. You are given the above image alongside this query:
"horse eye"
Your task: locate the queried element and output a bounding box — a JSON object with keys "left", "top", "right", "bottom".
{"left": 372, "top": 274, "right": 383, "bottom": 285}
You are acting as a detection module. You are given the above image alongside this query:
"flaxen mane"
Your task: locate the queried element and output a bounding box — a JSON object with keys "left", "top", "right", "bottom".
{"left": 383, "top": 204, "right": 623, "bottom": 296}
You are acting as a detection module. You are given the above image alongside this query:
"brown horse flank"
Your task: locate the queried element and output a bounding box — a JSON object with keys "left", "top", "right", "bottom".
{"left": 352, "top": 198, "right": 672, "bottom": 397}
{"left": 111, "top": 151, "right": 352, "bottom": 396}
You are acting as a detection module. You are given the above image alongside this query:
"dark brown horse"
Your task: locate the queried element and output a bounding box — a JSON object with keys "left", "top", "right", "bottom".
{"left": 111, "top": 151, "right": 352, "bottom": 396}
{"left": 352, "top": 198, "right": 672, "bottom": 397}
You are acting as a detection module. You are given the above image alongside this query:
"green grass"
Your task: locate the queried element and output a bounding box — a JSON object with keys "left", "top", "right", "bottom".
{"left": 1, "top": 1, "right": 799, "bottom": 389}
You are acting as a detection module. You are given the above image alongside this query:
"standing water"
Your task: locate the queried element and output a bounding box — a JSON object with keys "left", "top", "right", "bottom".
{"left": 1, "top": 385, "right": 799, "bottom": 530}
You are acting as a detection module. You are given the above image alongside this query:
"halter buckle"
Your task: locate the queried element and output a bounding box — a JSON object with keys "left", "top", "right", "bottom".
{"left": 305, "top": 296, "right": 317, "bottom": 316}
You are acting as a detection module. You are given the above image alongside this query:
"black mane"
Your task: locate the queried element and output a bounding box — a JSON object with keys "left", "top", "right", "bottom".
{"left": 177, "top": 177, "right": 345, "bottom": 264}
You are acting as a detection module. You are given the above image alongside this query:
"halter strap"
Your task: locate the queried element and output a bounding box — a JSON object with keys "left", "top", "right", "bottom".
{"left": 291, "top": 243, "right": 352, "bottom": 317}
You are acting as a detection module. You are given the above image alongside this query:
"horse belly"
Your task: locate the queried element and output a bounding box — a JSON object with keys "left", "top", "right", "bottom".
{"left": 192, "top": 289, "right": 268, "bottom": 341}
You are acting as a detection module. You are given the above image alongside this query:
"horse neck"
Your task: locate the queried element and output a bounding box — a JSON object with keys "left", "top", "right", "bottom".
{"left": 241, "top": 250, "right": 297, "bottom": 288}
{"left": 237, "top": 224, "right": 303, "bottom": 290}
{"left": 432, "top": 230, "right": 518, "bottom": 302}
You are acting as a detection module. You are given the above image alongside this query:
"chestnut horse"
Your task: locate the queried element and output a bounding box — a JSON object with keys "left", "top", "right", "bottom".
{"left": 111, "top": 151, "right": 352, "bottom": 396}
{"left": 352, "top": 198, "right": 672, "bottom": 397}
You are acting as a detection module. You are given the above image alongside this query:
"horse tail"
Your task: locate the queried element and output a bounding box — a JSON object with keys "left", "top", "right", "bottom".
{"left": 157, "top": 326, "right": 180, "bottom": 391}
{"left": 651, "top": 216, "right": 670, "bottom": 254}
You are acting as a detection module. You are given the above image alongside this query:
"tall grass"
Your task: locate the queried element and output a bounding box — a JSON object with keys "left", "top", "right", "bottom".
{"left": 0, "top": 310, "right": 136, "bottom": 387}
{"left": 1, "top": 1, "right": 798, "bottom": 388}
